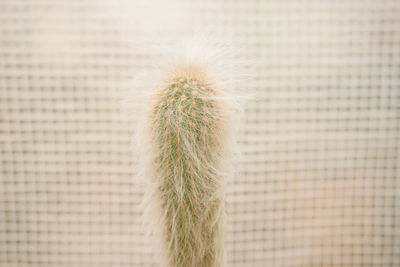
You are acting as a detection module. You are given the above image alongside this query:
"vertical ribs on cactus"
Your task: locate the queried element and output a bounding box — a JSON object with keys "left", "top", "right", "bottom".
{"left": 147, "top": 65, "right": 229, "bottom": 267}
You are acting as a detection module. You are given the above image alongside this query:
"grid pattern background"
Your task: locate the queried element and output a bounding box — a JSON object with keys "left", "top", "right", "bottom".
{"left": 1, "top": 0, "right": 399, "bottom": 266}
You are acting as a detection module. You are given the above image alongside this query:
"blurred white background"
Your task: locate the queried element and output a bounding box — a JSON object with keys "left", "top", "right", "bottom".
{"left": 0, "top": 0, "right": 399, "bottom": 266}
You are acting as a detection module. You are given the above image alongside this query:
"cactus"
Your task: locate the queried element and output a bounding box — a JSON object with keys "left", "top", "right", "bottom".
{"left": 147, "top": 65, "right": 228, "bottom": 267}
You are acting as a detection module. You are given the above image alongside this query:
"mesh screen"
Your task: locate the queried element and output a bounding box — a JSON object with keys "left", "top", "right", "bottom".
{"left": 0, "top": 0, "right": 399, "bottom": 266}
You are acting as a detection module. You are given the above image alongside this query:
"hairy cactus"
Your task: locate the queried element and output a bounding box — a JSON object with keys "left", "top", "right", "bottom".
{"left": 148, "top": 65, "right": 228, "bottom": 267}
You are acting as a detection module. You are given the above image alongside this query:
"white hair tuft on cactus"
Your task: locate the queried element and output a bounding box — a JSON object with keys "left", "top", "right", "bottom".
{"left": 127, "top": 37, "right": 247, "bottom": 267}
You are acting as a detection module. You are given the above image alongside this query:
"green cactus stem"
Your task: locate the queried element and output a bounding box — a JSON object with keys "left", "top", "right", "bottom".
{"left": 149, "top": 65, "right": 227, "bottom": 267}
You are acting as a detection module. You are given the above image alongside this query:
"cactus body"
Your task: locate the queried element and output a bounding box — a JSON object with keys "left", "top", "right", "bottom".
{"left": 148, "top": 65, "right": 227, "bottom": 267}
